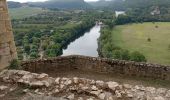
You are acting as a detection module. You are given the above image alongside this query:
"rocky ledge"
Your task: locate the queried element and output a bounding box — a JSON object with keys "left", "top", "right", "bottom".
{"left": 0, "top": 70, "right": 170, "bottom": 100}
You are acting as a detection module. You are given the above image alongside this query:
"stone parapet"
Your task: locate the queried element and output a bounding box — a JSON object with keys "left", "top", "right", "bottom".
{"left": 22, "top": 55, "right": 170, "bottom": 81}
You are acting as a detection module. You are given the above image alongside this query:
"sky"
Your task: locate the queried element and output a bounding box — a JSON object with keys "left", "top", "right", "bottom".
{"left": 7, "top": 0, "right": 99, "bottom": 3}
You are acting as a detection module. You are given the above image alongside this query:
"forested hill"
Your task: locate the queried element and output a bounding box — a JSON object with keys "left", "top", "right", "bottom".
{"left": 123, "top": 0, "right": 170, "bottom": 22}
{"left": 88, "top": 0, "right": 113, "bottom": 7}
{"left": 123, "top": 0, "right": 170, "bottom": 8}
{"left": 89, "top": 0, "right": 170, "bottom": 10}
{"left": 7, "top": 1, "right": 22, "bottom": 8}
{"left": 29, "top": 0, "right": 91, "bottom": 9}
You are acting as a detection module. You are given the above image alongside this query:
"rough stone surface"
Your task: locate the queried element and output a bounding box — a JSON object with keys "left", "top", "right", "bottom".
{"left": 22, "top": 55, "right": 170, "bottom": 81}
{"left": 0, "top": 0, "right": 17, "bottom": 69}
{"left": 0, "top": 70, "right": 170, "bottom": 100}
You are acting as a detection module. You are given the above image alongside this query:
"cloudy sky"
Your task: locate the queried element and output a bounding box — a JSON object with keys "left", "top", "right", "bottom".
{"left": 7, "top": 0, "right": 99, "bottom": 3}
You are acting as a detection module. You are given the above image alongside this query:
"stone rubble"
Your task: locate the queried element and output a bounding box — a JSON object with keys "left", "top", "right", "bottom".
{"left": 0, "top": 70, "right": 170, "bottom": 100}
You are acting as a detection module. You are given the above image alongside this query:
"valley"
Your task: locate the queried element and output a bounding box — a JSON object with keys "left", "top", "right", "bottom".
{"left": 1, "top": 0, "right": 170, "bottom": 99}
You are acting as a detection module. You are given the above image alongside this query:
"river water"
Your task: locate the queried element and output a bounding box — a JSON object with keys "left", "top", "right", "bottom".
{"left": 62, "top": 25, "right": 101, "bottom": 57}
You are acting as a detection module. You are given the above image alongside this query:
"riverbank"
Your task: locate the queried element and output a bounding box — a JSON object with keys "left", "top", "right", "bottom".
{"left": 12, "top": 10, "right": 96, "bottom": 60}
{"left": 62, "top": 25, "right": 101, "bottom": 57}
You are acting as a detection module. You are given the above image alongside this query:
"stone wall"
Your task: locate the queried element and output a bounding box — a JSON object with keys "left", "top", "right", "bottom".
{"left": 22, "top": 55, "right": 170, "bottom": 81}
{"left": 0, "top": 0, "right": 17, "bottom": 69}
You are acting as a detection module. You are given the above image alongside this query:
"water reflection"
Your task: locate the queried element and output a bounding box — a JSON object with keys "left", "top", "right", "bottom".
{"left": 62, "top": 25, "right": 101, "bottom": 57}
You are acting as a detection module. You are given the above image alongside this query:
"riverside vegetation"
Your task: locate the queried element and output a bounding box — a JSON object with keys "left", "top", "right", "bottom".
{"left": 11, "top": 9, "right": 115, "bottom": 60}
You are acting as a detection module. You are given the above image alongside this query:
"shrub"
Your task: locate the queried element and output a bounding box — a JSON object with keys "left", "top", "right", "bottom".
{"left": 30, "top": 52, "right": 39, "bottom": 59}
{"left": 147, "top": 38, "right": 151, "bottom": 42}
{"left": 8, "top": 59, "right": 20, "bottom": 69}
{"left": 168, "top": 44, "right": 170, "bottom": 50}
{"left": 113, "top": 49, "right": 130, "bottom": 60}
{"left": 130, "top": 51, "right": 147, "bottom": 62}
{"left": 121, "top": 50, "right": 130, "bottom": 60}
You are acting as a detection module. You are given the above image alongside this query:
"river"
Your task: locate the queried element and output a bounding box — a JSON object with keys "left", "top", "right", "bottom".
{"left": 62, "top": 25, "right": 101, "bottom": 57}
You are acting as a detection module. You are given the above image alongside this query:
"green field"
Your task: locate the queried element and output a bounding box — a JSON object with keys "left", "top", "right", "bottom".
{"left": 112, "top": 22, "right": 170, "bottom": 65}
{"left": 9, "top": 7, "right": 47, "bottom": 19}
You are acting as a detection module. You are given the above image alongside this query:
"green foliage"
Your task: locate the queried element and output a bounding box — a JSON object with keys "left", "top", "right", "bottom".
{"left": 30, "top": 52, "right": 39, "bottom": 59}
{"left": 168, "top": 44, "right": 170, "bottom": 50}
{"left": 9, "top": 7, "right": 46, "bottom": 19}
{"left": 113, "top": 49, "right": 130, "bottom": 60}
{"left": 103, "top": 19, "right": 115, "bottom": 28}
{"left": 147, "top": 38, "right": 151, "bottom": 42}
{"left": 24, "top": 44, "right": 30, "bottom": 54}
{"left": 46, "top": 44, "right": 61, "bottom": 57}
{"left": 8, "top": 59, "right": 20, "bottom": 69}
{"left": 115, "top": 15, "right": 132, "bottom": 25}
{"left": 99, "top": 27, "right": 147, "bottom": 62}
{"left": 130, "top": 51, "right": 147, "bottom": 62}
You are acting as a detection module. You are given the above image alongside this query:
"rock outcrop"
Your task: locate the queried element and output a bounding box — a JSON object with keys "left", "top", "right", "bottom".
{"left": 0, "top": 70, "right": 170, "bottom": 100}
{"left": 0, "top": 0, "right": 17, "bottom": 69}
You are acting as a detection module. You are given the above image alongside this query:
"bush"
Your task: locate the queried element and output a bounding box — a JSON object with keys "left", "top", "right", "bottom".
{"left": 130, "top": 51, "right": 147, "bottom": 62}
{"left": 147, "top": 38, "right": 151, "bottom": 42}
{"left": 8, "top": 59, "right": 20, "bottom": 69}
{"left": 30, "top": 52, "right": 39, "bottom": 59}
{"left": 168, "top": 44, "right": 170, "bottom": 50}
{"left": 113, "top": 49, "right": 130, "bottom": 60}
{"left": 121, "top": 50, "right": 130, "bottom": 60}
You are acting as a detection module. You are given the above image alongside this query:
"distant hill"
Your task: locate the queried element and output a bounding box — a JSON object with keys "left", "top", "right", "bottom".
{"left": 29, "top": 0, "right": 91, "bottom": 9}
{"left": 88, "top": 0, "right": 125, "bottom": 10}
{"left": 88, "top": 0, "right": 113, "bottom": 7}
{"left": 8, "top": 1, "right": 22, "bottom": 8}
{"left": 8, "top": 1, "right": 30, "bottom": 8}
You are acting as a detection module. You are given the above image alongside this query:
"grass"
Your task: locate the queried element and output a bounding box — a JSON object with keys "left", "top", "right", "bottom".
{"left": 112, "top": 22, "right": 170, "bottom": 65}
{"left": 9, "top": 7, "right": 47, "bottom": 19}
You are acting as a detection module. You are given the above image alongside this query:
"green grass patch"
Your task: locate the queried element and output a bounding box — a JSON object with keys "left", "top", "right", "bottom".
{"left": 9, "top": 7, "right": 47, "bottom": 19}
{"left": 112, "top": 22, "right": 170, "bottom": 65}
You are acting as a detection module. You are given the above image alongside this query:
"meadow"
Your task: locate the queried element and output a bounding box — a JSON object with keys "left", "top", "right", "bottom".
{"left": 112, "top": 22, "right": 170, "bottom": 65}
{"left": 9, "top": 7, "right": 46, "bottom": 19}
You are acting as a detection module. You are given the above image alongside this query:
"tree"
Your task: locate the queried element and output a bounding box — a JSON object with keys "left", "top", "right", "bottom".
{"left": 130, "top": 51, "right": 147, "bottom": 62}
{"left": 115, "top": 15, "right": 132, "bottom": 25}
{"left": 30, "top": 52, "right": 39, "bottom": 59}
{"left": 8, "top": 59, "right": 20, "bottom": 69}
{"left": 24, "top": 44, "right": 30, "bottom": 54}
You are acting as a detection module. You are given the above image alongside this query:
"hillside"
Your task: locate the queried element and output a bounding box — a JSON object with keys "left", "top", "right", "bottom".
{"left": 7, "top": 1, "right": 22, "bottom": 8}
{"left": 88, "top": 0, "right": 113, "bottom": 7}
{"left": 29, "top": 0, "right": 91, "bottom": 9}
{"left": 9, "top": 7, "right": 46, "bottom": 19}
